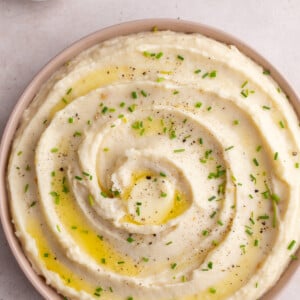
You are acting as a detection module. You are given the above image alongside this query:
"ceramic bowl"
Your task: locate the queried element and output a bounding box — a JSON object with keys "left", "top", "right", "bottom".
{"left": 0, "top": 19, "right": 299, "bottom": 300}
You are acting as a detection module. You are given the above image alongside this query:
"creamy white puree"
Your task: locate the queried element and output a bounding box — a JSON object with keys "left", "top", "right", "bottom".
{"left": 7, "top": 31, "right": 300, "bottom": 300}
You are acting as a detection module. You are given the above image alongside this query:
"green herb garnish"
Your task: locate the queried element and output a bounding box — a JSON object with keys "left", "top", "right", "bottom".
{"left": 288, "top": 240, "right": 296, "bottom": 250}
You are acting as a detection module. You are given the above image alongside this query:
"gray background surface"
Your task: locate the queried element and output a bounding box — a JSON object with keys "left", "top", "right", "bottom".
{"left": 0, "top": 0, "right": 299, "bottom": 299}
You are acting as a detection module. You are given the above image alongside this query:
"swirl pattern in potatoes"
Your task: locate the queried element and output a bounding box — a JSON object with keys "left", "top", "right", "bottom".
{"left": 7, "top": 31, "right": 300, "bottom": 300}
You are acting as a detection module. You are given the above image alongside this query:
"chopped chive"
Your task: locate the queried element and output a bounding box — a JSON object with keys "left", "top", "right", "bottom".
{"left": 177, "top": 55, "right": 184, "bottom": 61}
{"left": 208, "top": 261, "right": 213, "bottom": 269}
{"left": 250, "top": 174, "right": 257, "bottom": 184}
{"left": 156, "top": 52, "right": 163, "bottom": 59}
{"left": 256, "top": 145, "right": 262, "bottom": 152}
{"left": 225, "top": 145, "right": 234, "bottom": 151}
{"left": 288, "top": 240, "right": 296, "bottom": 250}
{"left": 199, "top": 138, "right": 203, "bottom": 144}
{"left": 272, "top": 197, "right": 278, "bottom": 229}
{"left": 271, "top": 193, "right": 280, "bottom": 203}
{"left": 120, "top": 102, "right": 125, "bottom": 107}
{"left": 295, "top": 163, "right": 299, "bottom": 168}
{"left": 73, "top": 131, "right": 82, "bottom": 137}
{"left": 159, "top": 172, "right": 167, "bottom": 177}
{"left": 262, "top": 105, "right": 271, "bottom": 110}
{"left": 254, "top": 239, "right": 259, "bottom": 247}
{"left": 51, "top": 148, "right": 58, "bottom": 153}
{"left": 88, "top": 194, "right": 94, "bottom": 206}
{"left": 279, "top": 120, "right": 285, "bottom": 128}
{"left": 156, "top": 77, "right": 165, "bottom": 82}
{"left": 202, "top": 72, "right": 209, "bottom": 78}
{"left": 131, "top": 91, "right": 138, "bottom": 99}
{"left": 103, "top": 148, "right": 109, "bottom": 152}
{"left": 263, "top": 69, "right": 270, "bottom": 75}
{"left": 29, "top": 201, "right": 36, "bottom": 207}
{"left": 127, "top": 236, "right": 134, "bottom": 243}
{"left": 128, "top": 104, "right": 136, "bottom": 112}
{"left": 171, "top": 263, "right": 177, "bottom": 269}
{"left": 212, "top": 240, "right": 218, "bottom": 246}
{"left": 195, "top": 102, "right": 202, "bottom": 108}
{"left": 173, "top": 148, "right": 185, "bottom": 153}
{"left": 56, "top": 224, "right": 61, "bottom": 232}
{"left": 169, "top": 130, "right": 176, "bottom": 139}
{"left": 209, "top": 287, "right": 216, "bottom": 294}
{"left": 209, "top": 70, "right": 217, "bottom": 78}
{"left": 240, "top": 244, "right": 246, "bottom": 254}
{"left": 43, "top": 253, "right": 49, "bottom": 257}
{"left": 245, "top": 229, "right": 253, "bottom": 236}
{"left": 143, "top": 51, "right": 151, "bottom": 57}
{"left": 75, "top": 176, "right": 82, "bottom": 181}
{"left": 194, "top": 69, "right": 201, "bottom": 74}
{"left": 258, "top": 214, "right": 269, "bottom": 220}
{"left": 210, "top": 211, "right": 217, "bottom": 218}
{"left": 262, "top": 190, "right": 270, "bottom": 199}
{"left": 166, "top": 241, "right": 172, "bottom": 245}
{"left": 100, "top": 191, "right": 108, "bottom": 198}
{"left": 135, "top": 205, "right": 140, "bottom": 216}
{"left": 117, "top": 261, "right": 125, "bottom": 264}
{"left": 160, "top": 192, "right": 167, "bottom": 198}
{"left": 208, "top": 196, "right": 216, "bottom": 201}
{"left": 141, "top": 90, "right": 147, "bottom": 97}
{"left": 274, "top": 152, "right": 279, "bottom": 160}
{"left": 102, "top": 106, "right": 108, "bottom": 114}
{"left": 253, "top": 158, "right": 259, "bottom": 166}
{"left": 249, "top": 214, "right": 255, "bottom": 225}
{"left": 68, "top": 117, "right": 74, "bottom": 123}
{"left": 50, "top": 191, "right": 60, "bottom": 204}
{"left": 202, "top": 230, "right": 209, "bottom": 236}
{"left": 241, "top": 80, "right": 248, "bottom": 88}
{"left": 217, "top": 220, "right": 223, "bottom": 226}
{"left": 233, "top": 119, "right": 239, "bottom": 125}
{"left": 241, "top": 89, "right": 249, "bottom": 98}
{"left": 173, "top": 90, "right": 179, "bottom": 94}
{"left": 142, "top": 257, "right": 149, "bottom": 262}
{"left": 66, "top": 88, "right": 72, "bottom": 95}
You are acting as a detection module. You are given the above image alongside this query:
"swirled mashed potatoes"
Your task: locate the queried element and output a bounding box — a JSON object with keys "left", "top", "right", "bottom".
{"left": 8, "top": 31, "right": 300, "bottom": 300}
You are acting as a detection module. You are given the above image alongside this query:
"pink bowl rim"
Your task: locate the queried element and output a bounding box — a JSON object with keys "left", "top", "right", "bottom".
{"left": 0, "top": 18, "right": 299, "bottom": 300}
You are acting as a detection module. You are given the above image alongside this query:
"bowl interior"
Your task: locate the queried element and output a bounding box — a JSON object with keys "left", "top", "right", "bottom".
{"left": 0, "top": 18, "right": 299, "bottom": 300}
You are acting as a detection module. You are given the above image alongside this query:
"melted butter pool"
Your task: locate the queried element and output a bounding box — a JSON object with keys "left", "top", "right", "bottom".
{"left": 121, "top": 171, "right": 189, "bottom": 225}
{"left": 49, "top": 171, "right": 140, "bottom": 277}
